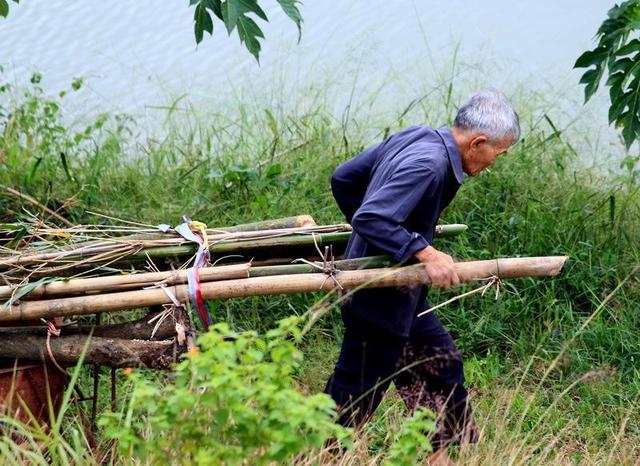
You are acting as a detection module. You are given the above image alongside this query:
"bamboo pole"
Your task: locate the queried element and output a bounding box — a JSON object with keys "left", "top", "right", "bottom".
{"left": 127, "top": 224, "right": 468, "bottom": 261}
{"left": 0, "top": 226, "right": 350, "bottom": 269}
{"left": 0, "top": 256, "right": 393, "bottom": 300}
{"left": 210, "top": 215, "right": 316, "bottom": 233}
{"left": 250, "top": 255, "right": 395, "bottom": 276}
{"left": 0, "top": 263, "right": 250, "bottom": 300}
{"left": 0, "top": 256, "right": 568, "bottom": 322}
{"left": 0, "top": 223, "right": 467, "bottom": 270}
{"left": 129, "top": 231, "right": 353, "bottom": 260}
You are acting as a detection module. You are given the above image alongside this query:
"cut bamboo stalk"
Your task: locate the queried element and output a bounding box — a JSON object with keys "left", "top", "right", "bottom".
{"left": 0, "top": 223, "right": 467, "bottom": 270}
{"left": 250, "top": 255, "right": 395, "bottom": 277}
{"left": 0, "top": 256, "right": 568, "bottom": 322}
{"left": 131, "top": 224, "right": 468, "bottom": 261}
{"left": 210, "top": 215, "right": 317, "bottom": 233}
{"left": 0, "top": 226, "right": 350, "bottom": 268}
{"left": 0, "top": 263, "right": 250, "bottom": 300}
{"left": 11, "top": 215, "right": 320, "bottom": 253}
{"left": 131, "top": 231, "right": 353, "bottom": 260}
{"left": 0, "top": 256, "right": 392, "bottom": 300}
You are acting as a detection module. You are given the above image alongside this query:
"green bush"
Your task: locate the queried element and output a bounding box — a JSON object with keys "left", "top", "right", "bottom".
{"left": 99, "top": 316, "right": 352, "bottom": 465}
{"left": 382, "top": 408, "right": 436, "bottom": 466}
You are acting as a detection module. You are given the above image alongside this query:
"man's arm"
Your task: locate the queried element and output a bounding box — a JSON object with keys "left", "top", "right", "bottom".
{"left": 350, "top": 160, "right": 438, "bottom": 264}
{"left": 331, "top": 144, "right": 379, "bottom": 223}
{"left": 350, "top": 158, "right": 459, "bottom": 288}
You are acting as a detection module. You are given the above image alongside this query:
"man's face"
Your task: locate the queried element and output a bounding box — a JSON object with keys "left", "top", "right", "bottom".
{"left": 461, "top": 134, "right": 512, "bottom": 176}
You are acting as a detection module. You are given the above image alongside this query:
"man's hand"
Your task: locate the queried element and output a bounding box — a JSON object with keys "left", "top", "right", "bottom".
{"left": 414, "top": 245, "right": 460, "bottom": 289}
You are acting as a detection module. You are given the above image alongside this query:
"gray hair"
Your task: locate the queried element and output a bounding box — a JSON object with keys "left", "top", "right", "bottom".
{"left": 453, "top": 90, "right": 520, "bottom": 143}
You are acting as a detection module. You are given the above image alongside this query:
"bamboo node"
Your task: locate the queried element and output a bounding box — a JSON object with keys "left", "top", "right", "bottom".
{"left": 293, "top": 233, "right": 343, "bottom": 290}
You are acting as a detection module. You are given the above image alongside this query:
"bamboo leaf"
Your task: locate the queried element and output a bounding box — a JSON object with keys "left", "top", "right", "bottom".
{"left": 6, "top": 225, "right": 27, "bottom": 249}
{"left": 0, "top": 0, "right": 8, "bottom": 18}
{"left": 4, "top": 277, "right": 60, "bottom": 306}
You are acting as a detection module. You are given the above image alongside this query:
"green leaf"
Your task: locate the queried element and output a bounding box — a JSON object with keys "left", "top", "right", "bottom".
{"left": 618, "top": 78, "right": 640, "bottom": 149}
{"left": 0, "top": 0, "right": 8, "bottom": 18}
{"left": 237, "top": 15, "right": 264, "bottom": 61}
{"left": 194, "top": 3, "right": 213, "bottom": 44}
{"left": 276, "top": 0, "right": 302, "bottom": 40}
{"left": 609, "top": 90, "right": 628, "bottom": 124}
{"left": 574, "top": 46, "right": 609, "bottom": 68}
{"left": 579, "top": 66, "right": 606, "bottom": 102}
{"left": 618, "top": 58, "right": 640, "bottom": 92}
{"left": 615, "top": 37, "right": 640, "bottom": 56}
{"left": 59, "top": 151, "right": 75, "bottom": 184}
{"left": 266, "top": 163, "right": 282, "bottom": 178}
{"left": 276, "top": 0, "right": 302, "bottom": 25}
{"left": 606, "top": 70, "right": 626, "bottom": 89}
{"left": 4, "top": 277, "right": 60, "bottom": 306}
{"left": 6, "top": 225, "right": 27, "bottom": 249}
{"left": 204, "top": 0, "right": 223, "bottom": 20}
{"left": 222, "top": 0, "right": 241, "bottom": 33}
{"left": 609, "top": 56, "right": 634, "bottom": 74}
{"left": 238, "top": 0, "right": 267, "bottom": 21}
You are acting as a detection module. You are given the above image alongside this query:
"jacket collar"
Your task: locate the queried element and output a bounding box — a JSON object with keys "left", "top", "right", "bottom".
{"left": 435, "top": 127, "right": 465, "bottom": 184}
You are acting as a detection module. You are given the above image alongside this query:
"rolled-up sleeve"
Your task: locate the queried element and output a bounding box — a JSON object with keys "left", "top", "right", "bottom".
{"left": 331, "top": 144, "right": 379, "bottom": 223}
{"left": 350, "top": 162, "right": 440, "bottom": 263}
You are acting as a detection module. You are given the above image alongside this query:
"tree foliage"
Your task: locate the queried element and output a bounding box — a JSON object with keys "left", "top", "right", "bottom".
{"left": 575, "top": 1, "right": 640, "bottom": 149}
{"left": 189, "top": 0, "right": 303, "bottom": 61}
{"left": 0, "top": 0, "right": 18, "bottom": 18}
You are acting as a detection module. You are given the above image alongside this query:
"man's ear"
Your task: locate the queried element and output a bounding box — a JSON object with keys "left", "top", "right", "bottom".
{"left": 470, "top": 135, "right": 488, "bottom": 150}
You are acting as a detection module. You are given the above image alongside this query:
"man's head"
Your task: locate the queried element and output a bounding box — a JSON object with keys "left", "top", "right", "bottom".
{"left": 450, "top": 90, "right": 520, "bottom": 176}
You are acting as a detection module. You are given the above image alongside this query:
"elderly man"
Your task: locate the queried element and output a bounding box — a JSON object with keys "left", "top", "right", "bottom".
{"left": 326, "top": 90, "right": 520, "bottom": 463}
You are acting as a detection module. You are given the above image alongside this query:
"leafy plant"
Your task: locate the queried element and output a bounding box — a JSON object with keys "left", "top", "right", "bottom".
{"left": 575, "top": 1, "right": 640, "bottom": 150}
{"left": 0, "top": 0, "right": 18, "bottom": 18}
{"left": 382, "top": 408, "right": 436, "bottom": 466}
{"left": 189, "top": 0, "right": 303, "bottom": 60}
{"left": 99, "top": 316, "right": 352, "bottom": 464}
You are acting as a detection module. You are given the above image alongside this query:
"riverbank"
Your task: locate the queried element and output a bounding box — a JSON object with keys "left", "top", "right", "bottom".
{"left": 1, "top": 77, "right": 639, "bottom": 464}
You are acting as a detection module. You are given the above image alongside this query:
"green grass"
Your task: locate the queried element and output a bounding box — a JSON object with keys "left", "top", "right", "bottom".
{"left": 1, "top": 71, "right": 639, "bottom": 464}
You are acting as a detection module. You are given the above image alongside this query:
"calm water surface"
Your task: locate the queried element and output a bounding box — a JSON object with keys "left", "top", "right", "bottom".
{"left": 0, "top": 1, "right": 623, "bottom": 159}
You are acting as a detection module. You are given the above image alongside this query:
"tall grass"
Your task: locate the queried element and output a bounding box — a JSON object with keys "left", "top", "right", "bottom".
{"left": 0, "top": 70, "right": 638, "bottom": 464}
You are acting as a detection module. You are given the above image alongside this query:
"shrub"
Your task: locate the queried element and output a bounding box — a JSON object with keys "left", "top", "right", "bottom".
{"left": 99, "top": 316, "right": 352, "bottom": 465}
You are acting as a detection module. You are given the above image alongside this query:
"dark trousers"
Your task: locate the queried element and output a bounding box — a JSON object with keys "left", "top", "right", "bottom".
{"left": 325, "top": 311, "right": 477, "bottom": 449}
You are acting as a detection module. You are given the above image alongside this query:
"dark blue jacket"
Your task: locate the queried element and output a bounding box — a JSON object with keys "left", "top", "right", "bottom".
{"left": 331, "top": 125, "right": 464, "bottom": 336}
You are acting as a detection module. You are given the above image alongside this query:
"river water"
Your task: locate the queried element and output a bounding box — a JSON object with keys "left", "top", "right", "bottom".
{"left": 0, "top": 1, "right": 625, "bottom": 160}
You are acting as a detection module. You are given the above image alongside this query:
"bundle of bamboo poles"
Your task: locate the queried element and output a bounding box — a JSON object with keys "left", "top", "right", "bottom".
{"left": 0, "top": 214, "right": 568, "bottom": 370}
{"left": 0, "top": 215, "right": 467, "bottom": 281}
